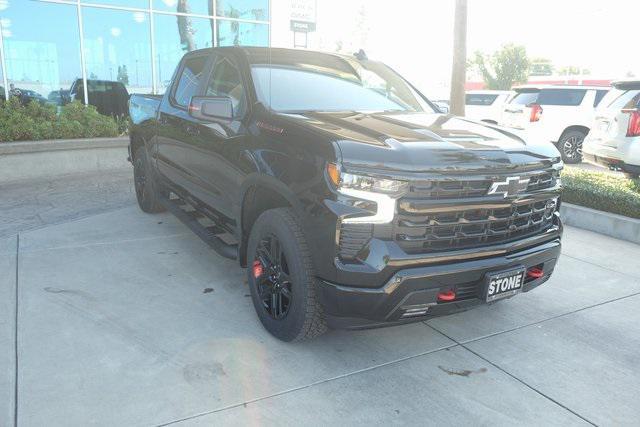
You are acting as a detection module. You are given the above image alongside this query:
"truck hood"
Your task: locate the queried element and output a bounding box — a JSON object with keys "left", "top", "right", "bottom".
{"left": 279, "top": 111, "right": 561, "bottom": 174}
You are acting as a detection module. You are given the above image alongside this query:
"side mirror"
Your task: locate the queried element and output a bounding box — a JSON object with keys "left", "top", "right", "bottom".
{"left": 189, "top": 96, "right": 233, "bottom": 121}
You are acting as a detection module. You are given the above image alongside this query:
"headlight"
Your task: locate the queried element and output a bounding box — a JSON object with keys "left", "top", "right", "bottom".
{"left": 326, "top": 163, "right": 407, "bottom": 196}
{"left": 326, "top": 163, "right": 407, "bottom": 224}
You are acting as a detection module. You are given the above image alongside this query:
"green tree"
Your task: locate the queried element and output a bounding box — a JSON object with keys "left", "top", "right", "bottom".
{"left": 472, "top": 44, "right": 530, "bottom": 90}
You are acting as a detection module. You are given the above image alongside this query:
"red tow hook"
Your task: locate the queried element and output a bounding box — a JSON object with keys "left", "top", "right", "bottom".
{"left": 526, "top": 266, "right": 544, "bottom": 279}
{"left": 437, "top": 290, "right": 456, "bottom": 302}
{"left": 252, "top": 260, "right": 264, "bottom": 278}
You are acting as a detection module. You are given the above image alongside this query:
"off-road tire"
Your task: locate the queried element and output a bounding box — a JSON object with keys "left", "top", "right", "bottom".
{"left": 247, "top": 208, "right": 327, "bottom": 342}
{"left": 133, "top": 146, "right": 166, "bottom": 213}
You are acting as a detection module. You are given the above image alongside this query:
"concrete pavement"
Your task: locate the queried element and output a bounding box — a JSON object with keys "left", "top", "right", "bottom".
{"left": 2, "top": 194, "right": 640, "bottom": 425}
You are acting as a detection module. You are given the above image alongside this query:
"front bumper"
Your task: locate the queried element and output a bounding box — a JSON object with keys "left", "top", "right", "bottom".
{"left": 318, "top": 236, "right": 561, "bottom": 330}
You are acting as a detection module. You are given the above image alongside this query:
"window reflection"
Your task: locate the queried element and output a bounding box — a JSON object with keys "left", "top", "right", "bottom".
{"left": 216, "top": 0, "right": 269, "bottom": 20}
{"left": 217, "top": 20, "right": 268, "bottom": 47}
{"left": 82, "top": 7, "right": 152, "bottom": 95}
{"left": 1, "top": 1, "right": 81, "bottom": 106}
{"left": 80, "top": 0, "right": 148, "bottom": 8}
{"left": 152, "top": 0, "right": 212, "bottom": 17}
{"left": 153, "top": 13, "right": 213, "bottom": 94}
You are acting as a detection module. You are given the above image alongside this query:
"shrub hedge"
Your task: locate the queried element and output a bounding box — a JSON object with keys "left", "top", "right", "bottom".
{"left": 0, "top": 98, "right": 120, "bottom": 142}
{"left": 562, "top": 168, "right": 640, "bottom": 219}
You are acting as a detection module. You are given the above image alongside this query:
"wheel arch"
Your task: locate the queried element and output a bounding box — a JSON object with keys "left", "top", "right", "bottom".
{"left": 558, "top": 125, "right": 590, "bottom": 142}
{"left": 237, "top": 175, "right": 304, "bottom": 267}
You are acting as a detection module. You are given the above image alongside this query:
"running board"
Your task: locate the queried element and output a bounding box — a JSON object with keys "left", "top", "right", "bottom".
{"left": 160, "top": 196, "right": 238, "bottom": 260}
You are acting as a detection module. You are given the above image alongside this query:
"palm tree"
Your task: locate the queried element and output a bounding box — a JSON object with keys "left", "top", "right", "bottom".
{"left": 449, "top": 0, "right": 467, "bottom": 116}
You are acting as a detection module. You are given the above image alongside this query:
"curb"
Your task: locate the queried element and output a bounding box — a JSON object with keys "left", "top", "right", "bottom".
{"left": 0, "top": 137, "right": 130, "bottom": 183}
{"left": 560, "top": 203, "right": 640, "bottom": 245}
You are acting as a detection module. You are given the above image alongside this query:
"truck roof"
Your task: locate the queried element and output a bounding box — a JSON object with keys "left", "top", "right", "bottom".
{"left": 185, "top": 46, "right": 374, "bottom": 65}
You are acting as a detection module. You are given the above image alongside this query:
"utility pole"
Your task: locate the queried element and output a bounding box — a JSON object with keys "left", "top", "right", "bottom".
{"left": 449, "top": 0, "right": 467, "bottom": 116}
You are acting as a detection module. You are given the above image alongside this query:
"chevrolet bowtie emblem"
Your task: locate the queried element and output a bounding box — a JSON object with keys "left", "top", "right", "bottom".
{"left": 487, "top": 177, "right": 530, "bottom": 198}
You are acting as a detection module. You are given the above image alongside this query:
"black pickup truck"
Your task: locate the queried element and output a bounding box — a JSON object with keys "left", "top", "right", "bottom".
{"left": 129, "top": 47, "right": 563, "bottom": 341}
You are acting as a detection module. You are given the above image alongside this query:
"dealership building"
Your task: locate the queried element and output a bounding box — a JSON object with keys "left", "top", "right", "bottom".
{"left": 0, "top": 0, "right": 291, "bottom": 103}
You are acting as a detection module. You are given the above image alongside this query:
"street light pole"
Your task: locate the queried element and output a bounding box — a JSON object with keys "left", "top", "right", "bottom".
{"left": 449, "top": 0, "right": 467, "bottom": 117}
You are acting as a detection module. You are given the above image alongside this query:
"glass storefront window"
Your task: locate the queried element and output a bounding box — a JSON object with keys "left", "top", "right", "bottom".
{"left": 216, "top": 0, "right": 269, "bottom": 20}
{"left": 217, "top": 20, "right": 268, "bottom": 47}
{"left": 0, "top": 1, "right": 81, "bottom": 106}
{"left": 80, "top": 0, "right": 149, "bottom": 8}
{"left": 82, "top": 7, "right": 153, "bottom": 95}
{"left": 152, "top": 0, "right": 212, "bottom": 17}
{"left": 153, "top": 13, "right": 213, "bottom": 94}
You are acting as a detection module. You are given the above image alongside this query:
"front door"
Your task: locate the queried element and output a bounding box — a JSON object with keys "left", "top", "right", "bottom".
{"left": 180, "top": 53, "right": 251, "bottom": 223}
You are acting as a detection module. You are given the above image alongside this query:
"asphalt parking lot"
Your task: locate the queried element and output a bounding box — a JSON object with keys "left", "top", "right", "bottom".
{"left": 2, "top": 171, "right": 640, "bottom": 426}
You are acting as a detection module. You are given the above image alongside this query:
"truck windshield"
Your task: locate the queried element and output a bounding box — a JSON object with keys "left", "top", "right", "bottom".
{"left": 251, "top": 57, "right": 434, "bottom": 113}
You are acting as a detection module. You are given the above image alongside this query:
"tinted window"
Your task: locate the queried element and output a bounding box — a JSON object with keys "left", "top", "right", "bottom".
{"left": 251, "top": 53, "right": 433, "bottom": 113}
{"left": 206, "top": 57, "right": 246, "bottom": 118}
{"left": 465, "top": 94, "right": 498, "bottom": 106}
{"left": 594, "top": 90, "right": 609, "bottom": 107}
{"left": 537, "top": 89, "right": 586, "bottom": 106}
{"left": 173, "top": 56, "right": 207, "bottom": 107}
{"left": 509, "top": 91, "right": 538, "bottom": 105}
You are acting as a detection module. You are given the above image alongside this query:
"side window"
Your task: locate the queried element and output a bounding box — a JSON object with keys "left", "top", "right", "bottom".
{"left": 206, "top": 56, "right": 246, "bottom": 118}
{"left": 537, "top": 89, "right": 586, "bottom": 106}
{"left": 173, "top": 56, "right": 207, "bottom": 107}
{"left": 594, "top": 90, "right": 609, "bottom": 107}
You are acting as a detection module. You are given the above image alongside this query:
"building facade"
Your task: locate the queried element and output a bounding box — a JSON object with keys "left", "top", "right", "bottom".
{"left": 0, "top": 0, "right": 271, "bottom": 104}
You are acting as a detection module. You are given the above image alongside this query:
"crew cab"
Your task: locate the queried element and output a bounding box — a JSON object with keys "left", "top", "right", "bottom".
{"left": 501, "top": 85, "right": 609, "bottom": 163}
{"left": 583, "top": 80, "right": 640, "bottom": 178}
{"left": 128, "top": 47, "right": 563, "bottom": 341}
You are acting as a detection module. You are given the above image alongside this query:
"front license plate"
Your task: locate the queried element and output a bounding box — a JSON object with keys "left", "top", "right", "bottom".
{"left": 485, "top": 268, "right": 526, "bottom": 302}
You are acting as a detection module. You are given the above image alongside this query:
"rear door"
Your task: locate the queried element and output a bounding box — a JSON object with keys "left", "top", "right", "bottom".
{"left": 501, "top": 89, "right": 539, "bottom": 128}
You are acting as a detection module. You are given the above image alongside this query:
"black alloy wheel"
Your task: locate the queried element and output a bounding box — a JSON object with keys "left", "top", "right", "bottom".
{"left": 253, "top": 234, "right": 293, "bottom": 320}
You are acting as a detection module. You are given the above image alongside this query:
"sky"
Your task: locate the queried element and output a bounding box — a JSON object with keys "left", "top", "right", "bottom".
{"left": 272, "top": 0, "right": 640, "bottom": 97}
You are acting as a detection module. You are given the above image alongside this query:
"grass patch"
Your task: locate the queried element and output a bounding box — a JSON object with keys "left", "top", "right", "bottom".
{"left": 562, "top": 168, "right": 640, "bottom": 219}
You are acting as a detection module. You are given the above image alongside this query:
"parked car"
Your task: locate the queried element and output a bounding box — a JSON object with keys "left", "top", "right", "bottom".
{"left": 129, "top": 47, "right": 563, "bottom": 341}
{"left": 583, "top": 80, "right": 640, "bottom": 178}
{"left": 501, "top": 85, "right": 610, "bottom": 163}
{"left": 69, "top": 78, "right": 129, "bottom": 117}
{"left": 465, "top": 90, "right": 512, "bottom": 124}
{"left": 16, "top": 89, "right": 48, "bottom": 105}
{"left": 48, "top": 89, "right": 71, "bottom": 106}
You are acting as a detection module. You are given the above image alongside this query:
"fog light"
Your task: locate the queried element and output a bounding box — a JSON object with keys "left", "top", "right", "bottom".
{"left": 437, "top": 290, "right": 456, "bottom": 302}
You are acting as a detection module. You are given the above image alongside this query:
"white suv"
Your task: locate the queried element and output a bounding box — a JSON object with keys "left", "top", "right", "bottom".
{"left": 465, "top": 90, "right": 513, "bottom": 124}
{"left": 500, "top": 85, "right": 609, "bottom": 163}
{"left": 583, "top": 81, "right": 640, "bottom": 178}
